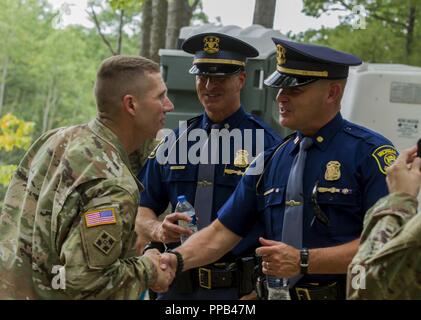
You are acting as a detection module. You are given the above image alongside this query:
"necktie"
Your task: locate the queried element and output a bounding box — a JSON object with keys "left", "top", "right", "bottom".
{"left": 281, "top": 136, "right": 313, "bottom": 286}
{"left": 194, "top": 123, "right": 220, "bottom": 230}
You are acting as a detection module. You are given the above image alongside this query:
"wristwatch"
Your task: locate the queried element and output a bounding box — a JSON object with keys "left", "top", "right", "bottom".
{"left": 166, "top": 249, "right": 184, "bottom": 276}
{"left": 300, "top": 248, "right": 309, "bottom": 274}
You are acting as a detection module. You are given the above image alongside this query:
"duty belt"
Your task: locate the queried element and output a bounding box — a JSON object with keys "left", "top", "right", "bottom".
{"left": 173, "top": 256, "right": 257, "bottom": 295}
{"left": 256, "top": 278, "right": 346, "bottom": 300}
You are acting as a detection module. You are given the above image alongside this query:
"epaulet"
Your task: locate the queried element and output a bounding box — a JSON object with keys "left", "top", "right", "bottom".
{"left": 246, "top": 113, "right": 282, "bottom": 140}
{"left": 342, "top": 121, "right": 390, "bottom": 147}
{"left": 187, "top": 114, "right": 202, "bottom": 127}
{"left": 343, "top": 121, "right": 398, "bottom": 175}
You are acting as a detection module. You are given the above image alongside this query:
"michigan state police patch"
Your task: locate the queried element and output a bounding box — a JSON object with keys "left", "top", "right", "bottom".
{"left": 372, "top": 145, "right": 398, "bottom": 175}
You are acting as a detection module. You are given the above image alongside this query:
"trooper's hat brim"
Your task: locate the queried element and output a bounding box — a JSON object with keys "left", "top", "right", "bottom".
{"left": 264, "top": 70, "right": 318, "bottom": 88}
{"left": 189, "top": 64, "right": 243, "bottom": 76}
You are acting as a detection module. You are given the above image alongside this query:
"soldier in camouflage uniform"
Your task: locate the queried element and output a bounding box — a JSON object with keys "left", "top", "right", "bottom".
{"left": 0, "top": 55, "right": 174, "bottom": 299}
{"left": 347, "top": 146, "right": 421, "bottom": 299}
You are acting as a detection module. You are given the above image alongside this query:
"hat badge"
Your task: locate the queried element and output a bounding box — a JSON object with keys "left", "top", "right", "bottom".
{"left": 234, "top": 149, "right": 249, "bottom": 168}
{"left": 276, "top": 44, "right": 286, "bottom": 65}
{"left": 203, "top": 36, "right": 220, "bottom": 54}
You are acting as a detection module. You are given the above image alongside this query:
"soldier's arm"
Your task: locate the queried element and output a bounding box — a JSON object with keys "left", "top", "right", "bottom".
{"left": 58, "top": 178, "right": 171, "bottom": 299}
{"left": 347, "top": 193, "right": 419, "bottom": 299}
{"left": 163, "top": 219, "right": 242, "bottom": 272}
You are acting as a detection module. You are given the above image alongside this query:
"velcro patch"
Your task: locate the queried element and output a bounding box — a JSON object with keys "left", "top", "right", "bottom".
{"left": 94, "top": 230, "right": 117, "bottom": 255}
{"left": 84, "top": 208, "right": 117, "bottom": 228}
{"left": 372, "top": 145, "right": 398, "bottom": 175}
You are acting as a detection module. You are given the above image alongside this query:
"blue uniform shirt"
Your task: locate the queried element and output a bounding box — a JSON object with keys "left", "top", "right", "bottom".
{"left": 218, "top": 113, "right": 398, "bottom": 282}
{"left": 139, "top": 106, "right": 281, "bottom": 256}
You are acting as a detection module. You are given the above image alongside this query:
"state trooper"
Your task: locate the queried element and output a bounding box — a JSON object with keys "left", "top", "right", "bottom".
{"left": 136, "top": 33, "right": 282, "bottom": 299}
{"left": 159, "top": 38, "right": 398, "bottom": 300}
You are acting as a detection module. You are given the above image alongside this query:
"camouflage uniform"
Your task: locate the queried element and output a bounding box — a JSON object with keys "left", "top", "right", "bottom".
{"left": 129, "top": 139, "right": 161, "bottom": 176}
{"left": 0, "top": 119, "right": 157, "bottom": 299}
{"left": 347, "top": 192, "right": 421, "bottom": 299}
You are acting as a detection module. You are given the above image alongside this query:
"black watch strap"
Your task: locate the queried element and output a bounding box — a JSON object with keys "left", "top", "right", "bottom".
{"left": 300, "top": 248, "right": 309, "bottom": 274}
{"left": 166, "top": 249, "right": 184, "bottom": 276}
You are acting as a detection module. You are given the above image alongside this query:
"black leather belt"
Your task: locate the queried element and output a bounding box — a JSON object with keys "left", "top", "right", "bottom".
{"left": 197, "top": 262, "right": 238, "bottom": 289}
{"left": 290, "top": 281, "right": 345, "bottom": 300}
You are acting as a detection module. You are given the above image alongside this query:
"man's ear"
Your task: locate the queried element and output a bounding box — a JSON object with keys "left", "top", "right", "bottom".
{"left": 238, "top": 71, "right": 246, "bottom": 89}
{"left": 123, "top": 94, "right": 136, "bottom": 116}
{"left": 327, "top": 82, "right": 343, "bottom": 104}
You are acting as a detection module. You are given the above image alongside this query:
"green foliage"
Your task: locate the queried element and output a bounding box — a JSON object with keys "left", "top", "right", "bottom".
{"left": 0, "top": 113, "right": 34, "bottom": 152}
{"left": 0, "top": 165, "right": 16, "bottom": 187}
{"left": 298, "top": 0, "right": 421, "bottom": 66}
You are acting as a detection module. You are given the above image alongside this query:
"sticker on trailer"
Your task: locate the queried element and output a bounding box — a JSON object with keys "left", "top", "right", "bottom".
{"left": 397, "top": 118, "right": 419, "bottom": 139}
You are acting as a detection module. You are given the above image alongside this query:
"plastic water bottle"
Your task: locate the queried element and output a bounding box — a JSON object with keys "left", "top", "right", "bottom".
{"left": 175, "top": 195, "right": 198, "bottom": 243}
{"left": 266, "top": 277, "right": 291, "bottom": 300}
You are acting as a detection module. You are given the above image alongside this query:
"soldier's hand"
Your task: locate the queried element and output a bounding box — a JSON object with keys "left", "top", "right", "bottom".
{"left": 144, "top": 249, "right": 175, "bottom": 293}
{"left": 386, "top": 145, "right": 421, "bottom": 198}
{"left": 153, "top": 212, "right": 194, "bottom": 243}
{"left": 255, "top": 237, "right": 300, "bottom": 278}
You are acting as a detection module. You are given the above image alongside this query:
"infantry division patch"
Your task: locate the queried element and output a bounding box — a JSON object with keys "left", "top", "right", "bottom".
{"left": 372, "top": 145, "right": 398, "bottom": 175}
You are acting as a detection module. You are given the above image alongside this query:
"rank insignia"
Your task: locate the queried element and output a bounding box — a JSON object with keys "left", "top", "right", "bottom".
{"left": 325, "top": 161, "right": 341, "bottom": 181}
{"left": 94, "top": 230, "right": 116, "bottom": 255}
{"left": 372, "top": 145, "right": 398, "bottom": 175}
{"left": 234, "top": 149, "right": 249, "bottom": 168}
{"left": 203, "top": 36, "right": 220, "bottom": 54}
{"left": 276, "top": 44, "right": 286, "bottom": 65}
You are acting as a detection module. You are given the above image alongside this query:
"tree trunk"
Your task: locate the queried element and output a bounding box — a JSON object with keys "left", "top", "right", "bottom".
{"left": 405, "top": 1, "right": 416, "bottom": 59}
{"left": 0, "top": 56, "right": 8, "bottom": 116}
{"left": 116, "top": 9, "right": 125, "bottom": 55}
{"left": 150, "top": 0, "right": 168, "bottom": 62}
{"left": 139, "top": 0, "right": 152, "bottom": 58}
{"left": 166, "top": 0, "right": 188, "bottom": 49}
{"left": 253, "top": 0, "right": 277, "bottom": 29}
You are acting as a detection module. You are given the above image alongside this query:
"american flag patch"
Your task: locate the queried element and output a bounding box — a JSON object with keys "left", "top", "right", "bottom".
{"left": 84, "top": 208, "right": 117, "bottom": 228}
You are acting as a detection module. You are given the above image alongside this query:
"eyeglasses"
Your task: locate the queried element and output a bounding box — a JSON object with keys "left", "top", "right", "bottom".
{"left": 311, "top": 181, "right": 330, "bottom": 227}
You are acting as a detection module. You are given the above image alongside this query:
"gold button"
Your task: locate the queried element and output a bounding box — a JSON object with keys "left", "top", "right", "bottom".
{"left": 316, "top": 136, "right": 324, "bottom": 143}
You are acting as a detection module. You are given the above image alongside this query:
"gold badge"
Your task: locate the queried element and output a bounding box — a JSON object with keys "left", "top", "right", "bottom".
{"left": 234, "top": 149, "right": 249, "bottom": 168}
{"left": 325, "top": 161, "right": 341, "bottom": 181}
{"left": 203, "top": 36, "right": 220, "bottom": 54}
{"left": 276, "top": 44, "right": 286, "bottom": 65}
{"left": 372, "top": 145, "right": 398, "bottom": 175}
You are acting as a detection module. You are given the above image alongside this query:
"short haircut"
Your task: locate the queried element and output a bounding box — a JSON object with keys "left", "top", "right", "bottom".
{"left": 94, "top": 55, "right": 160, "bottom": 114}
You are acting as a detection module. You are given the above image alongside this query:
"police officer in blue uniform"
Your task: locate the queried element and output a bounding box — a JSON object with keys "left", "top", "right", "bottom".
{"left": 159, "top": 38, "right": 398, "bottom": 300}
{"left": 137, "top": 33, "right": 281, "bottom": 299}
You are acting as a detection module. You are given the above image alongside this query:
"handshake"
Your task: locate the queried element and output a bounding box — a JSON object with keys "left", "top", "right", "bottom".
{"left": 143, "top": 248, "right": 179, "bottom": 293}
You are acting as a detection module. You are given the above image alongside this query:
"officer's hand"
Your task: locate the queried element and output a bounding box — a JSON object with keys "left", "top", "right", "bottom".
{"left": 153, "top": 212, "right": 194, "bottom": 243}
{"left": 386, "top": 145, "right": 421, "bottom": 198}
{"left": 159, "top": 252, "right": 178, "bottom": 276}
{"left": 255, "top": 237, "right": 300, "bottom": 278}
{"left": 144, "top": 249, "right": 175, "bottom": 293}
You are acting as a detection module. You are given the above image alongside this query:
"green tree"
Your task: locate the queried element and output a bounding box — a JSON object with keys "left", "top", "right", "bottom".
{"left": 300, "top": 0, "right": 420, "bottom": 65}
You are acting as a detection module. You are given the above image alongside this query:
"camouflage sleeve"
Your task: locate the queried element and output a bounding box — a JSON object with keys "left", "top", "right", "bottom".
{"left": 58, "top": 178, "right": 157, "bottom": 299}
{"left": 347, "top": 192, "right": 420, "bottom": 299}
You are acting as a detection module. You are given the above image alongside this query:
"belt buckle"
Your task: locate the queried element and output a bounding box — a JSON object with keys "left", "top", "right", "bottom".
{"left": 198, "top": 267, "right": 212, "bottom": 289}
{"left": 295, "top": 287, "right": 311, "bottom": 300}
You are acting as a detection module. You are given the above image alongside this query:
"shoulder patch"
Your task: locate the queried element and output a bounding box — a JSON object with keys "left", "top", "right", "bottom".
{"left": 372, "top": 145, "right": 398, "bottom": 175}
{"left": 84, "top": 207, "right": 117, "bottom": 228}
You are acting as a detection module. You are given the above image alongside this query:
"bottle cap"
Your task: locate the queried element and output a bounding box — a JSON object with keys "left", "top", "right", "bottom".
{"left": 177, "top": 195, "right": 186, "bottom": 202}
